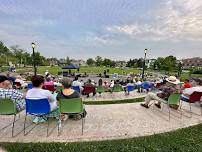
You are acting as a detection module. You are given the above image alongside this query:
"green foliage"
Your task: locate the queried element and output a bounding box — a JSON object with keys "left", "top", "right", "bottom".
{"left": 1, "top": 124, "right": 202, "bottom": 152}
{"left": 86, "top": 58, "right": 95, "bottom": 66}
{"left": 0, "top": 41, "right": 50, "bottom": 67}
{"left": 126, "top": 58, "right": 143, "bottom": 68}
{"left": 95, "top": 56, "right": 103, "bottom": 66}
{"left": 153, "top": 56, "right": 177, "bottom": 72}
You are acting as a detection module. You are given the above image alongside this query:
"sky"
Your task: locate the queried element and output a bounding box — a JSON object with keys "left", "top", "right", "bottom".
{"left": 0, "top": 0, "right": 202, "bottom": 60}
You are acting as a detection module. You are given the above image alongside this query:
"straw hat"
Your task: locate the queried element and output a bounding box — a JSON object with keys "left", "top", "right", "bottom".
{"left": 165, "top": 76, "right": 180, "bottom": 85}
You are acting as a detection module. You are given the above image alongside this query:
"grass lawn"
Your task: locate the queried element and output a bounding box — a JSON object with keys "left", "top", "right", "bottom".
{"left": 17, "top": 66, "right": 143, "bottom": 75}
{"left": 1, "top": 123, "right": 202, "bottom": 152}
{"left": 15, "top": 66, "right": 202, "bottom": 81}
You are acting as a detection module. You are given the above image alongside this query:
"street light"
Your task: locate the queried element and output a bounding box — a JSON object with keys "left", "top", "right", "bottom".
{"left": 142, "top": 48, "right": 148, "bottom": 79}
{"left": 31, "top": 42, "right": 37, "bottom": 76}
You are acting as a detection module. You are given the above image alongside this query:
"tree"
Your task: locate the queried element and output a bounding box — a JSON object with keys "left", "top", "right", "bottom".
{"left": 86, "top": 58, "right": 95, "bottom": 66}
{"left": 66, "top": 56, "right": 70, "bottom": 65}
{"left": 95, "top": 56, "right": 103, "bottom": 66}
{"left": 103, "top": 58, "right": 113, "bottom": 67}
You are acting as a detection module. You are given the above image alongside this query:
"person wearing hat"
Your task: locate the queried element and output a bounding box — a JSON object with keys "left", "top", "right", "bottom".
{"left": 140, "top": 76, "right": 181, "bottom": 109}
{"left": 181, "top": 78, "right": 202, "bottom": 102}
{"left": 0, "top": 75, "right": 25, "bottom": 112}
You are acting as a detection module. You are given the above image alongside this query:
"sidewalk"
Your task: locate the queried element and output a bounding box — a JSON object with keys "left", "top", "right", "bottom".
{"left": 0, "top": 101, "right": 202, "bottom": 143}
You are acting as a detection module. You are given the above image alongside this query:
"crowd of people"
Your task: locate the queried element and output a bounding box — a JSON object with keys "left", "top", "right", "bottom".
{"left": 0, "top": 71, "right": 202, "bottom": 124}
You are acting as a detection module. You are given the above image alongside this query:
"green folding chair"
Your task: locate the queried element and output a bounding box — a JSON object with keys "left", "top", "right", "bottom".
{"left": 97, "top": 86, "right": 105, "bottom": 96}
{"left": 112, "top": 85, "right": 123, "bottom": 93}
{"left": 162, "top": 94, "right": 182, "bottom": 120}
{"left": 58, "top": 98, "right": 85, "bottom": 135}
{"left": 0, "top": 99, "right": 21, "bottom": 137}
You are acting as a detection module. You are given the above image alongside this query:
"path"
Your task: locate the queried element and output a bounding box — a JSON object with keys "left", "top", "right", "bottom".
{"left": 0, "top": 101, "right": 202, "bottom": 143}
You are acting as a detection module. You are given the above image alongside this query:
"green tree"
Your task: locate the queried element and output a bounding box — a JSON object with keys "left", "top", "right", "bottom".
{"left": 103, "top": 58, "right": 113, "bottom": 67}
{"left": 66, "top": 56, "right": 70, "bottom": 65}
{"left": 95, "top": 56, "right": 103, "bottom": 66}
{"left": 86, "top": 58, "right": 95, "bottom": 66}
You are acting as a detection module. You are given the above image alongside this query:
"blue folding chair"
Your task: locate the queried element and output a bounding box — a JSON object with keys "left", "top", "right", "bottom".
{"left": 24, "top": 98, "right": 53, "bottom": 137}
{"left": 72, "top": 86, "right": 80, "bottom": 93}
{"left": 142, "top": 83, "right": 150, "bottom": 92}
{"left": 149, "top": 83, "right": 155, "bottom": 90}
{"left": 127, "top": 85, "right": 136, "bottom": 95}
{"left": 27, "top": 83, "right": 33, "bottom": 90}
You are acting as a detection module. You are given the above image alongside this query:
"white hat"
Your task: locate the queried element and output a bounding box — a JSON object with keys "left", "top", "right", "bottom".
{"left": 165, "top": 76, "right": 180, "bottom": 85}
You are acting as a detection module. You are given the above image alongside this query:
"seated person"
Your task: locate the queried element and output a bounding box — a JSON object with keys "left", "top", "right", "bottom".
{"left": 26, "top": 75, "right": 57, "bottom": 111}
{"left": 44, "top": 76, "right": 54, "bottom": 86}
{"left": 15, "top": 75, "right": 28, "bottom": 89}
{"left": 0, "top": 75, "right": 25, "bottom": 112}
{"left": 56, "top": 78, "right": 86, "bottom": 119}
{"left": 57, "top": 78, "right": 80, "bottom": 99}
{"left": 98, "top": 79, "right": 103, "bottom": 86}
{"left": 83, "top": 79, "right": 96, "bottom": 97}
{"left": 136, "top": 79, "right": 143, "bottom": 93}
{"left": 183, "top": 79, "right": 192, "bottom": 89}
{"left": 140, "top": 76, "right": 181, "bottom": 109}
{"left": 181, "top": 78, "right": 202, "bottom": 102}
{"left": 72, "top": 76, "right": 83, "bottom": 91}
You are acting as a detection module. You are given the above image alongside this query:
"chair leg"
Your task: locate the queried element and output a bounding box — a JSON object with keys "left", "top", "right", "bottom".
{"left": 12, "top": 114, "right": 16, "bottom": 137}
{"left": 179, "top": 101, "right": 183, "bottom": 109}
{"left": 24, "top": 114, "right": 27, "bottom": 136}
{"left": 58, "top": 118, "right": 61, "bottom": 136}
{"left": 189, "top": 103, "right": 192, "bottom": 118}
{"left": 168, "top": 105, "right": 171, "bottom": 121}
{"left": 47, "top": 117, "right": 49, "bottom": 137}
{"left": 82, "top": 117, "right": 84, "bottom": 135}
{"left": 201, "top": 106, "right": 202, "bottom": 116}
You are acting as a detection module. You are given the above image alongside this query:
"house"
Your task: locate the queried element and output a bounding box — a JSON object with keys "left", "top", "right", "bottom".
{"left": 182, "top": 57, "right": 202, "bottom": 69}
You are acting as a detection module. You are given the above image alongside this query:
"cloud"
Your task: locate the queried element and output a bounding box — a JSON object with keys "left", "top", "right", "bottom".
{"left": 106, "top": 0, "right": 202, "bottom": 41}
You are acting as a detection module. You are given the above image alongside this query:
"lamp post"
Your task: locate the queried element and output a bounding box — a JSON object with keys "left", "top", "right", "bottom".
{"left": 31, "top": 42, "right": 37, "bottom": 76}
{"left": 142, "top": 48, "right": 148, "bottom": 79}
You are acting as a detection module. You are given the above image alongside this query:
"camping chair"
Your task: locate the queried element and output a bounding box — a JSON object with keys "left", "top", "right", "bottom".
{"left": 43, "top": 85, "right": 56, "bottom": 92}
{"left": 83, "top": 86, "right": 96, "bottom": 97}
{"left": 126, "top": 85, "right": 136, "bottom": 95}
{"left": 24, "top": 98, "right": 55, "bottom": 137}
{"left": 0, "top": 99, "right": 21, "bottom": 137}
{"left": 72, "top": 86, "right": 81, "bottom": 93}
{"left": 112, "top": 85, "right": 123, "bottom": 93}
{"left": 181, "top": 92, "right": 202, "bottom": 117}
{"left": 97, "top": 86, "right": 105, "bottom": 96}
{"left": 160, "top": 94, "right": 182, "bottom": 120}
{"left": 142, "top": 83, "right": 150, "bottom": 92}
{"left": 27, "top": 83, "right": 33, "bottom": 90}
{"left": 149, "top": 83, "right": 155, "bottom": 91}
{"left": 58, "top": 98, "right": 85, "bottom": 135}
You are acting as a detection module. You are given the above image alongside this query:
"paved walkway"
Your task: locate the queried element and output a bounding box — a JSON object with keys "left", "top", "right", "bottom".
{"left": 0, "top": 100, "right": 202, "bottom": 143}
{"left": 83, "top": 91, "right": 146, "bottom": 101}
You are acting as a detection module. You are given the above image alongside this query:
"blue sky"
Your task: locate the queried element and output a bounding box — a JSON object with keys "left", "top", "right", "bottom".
{"left": 0, "top": 0, "right": 202, "bottom": 60}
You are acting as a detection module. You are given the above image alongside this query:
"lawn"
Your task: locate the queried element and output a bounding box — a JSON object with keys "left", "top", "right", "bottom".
{"left": 17, "top": 66, "right": 143, "bottom": 75}
{"left": 16, "top": 66, "right": 202, "bottom": 81}
{"left": 1, "top": 123, "right": 202, "bottom": 152}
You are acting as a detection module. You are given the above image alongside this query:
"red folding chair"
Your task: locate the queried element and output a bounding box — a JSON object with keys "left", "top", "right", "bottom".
{"left": 82, "top": 86, "right": 96, "bottom": 97}
{"left": 42, "top": 85, "right": 56, "bottom": 92}
{"left": 188, "top": 91, "right": 202, "bottom": 116}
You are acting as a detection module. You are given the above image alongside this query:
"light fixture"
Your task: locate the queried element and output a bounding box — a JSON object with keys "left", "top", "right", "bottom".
{"left": 31, "top": 42, "right": 36, "bottom": 49}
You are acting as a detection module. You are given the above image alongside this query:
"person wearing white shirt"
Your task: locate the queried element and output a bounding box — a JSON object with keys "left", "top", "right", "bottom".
{"left": 181, "top": 78, "right": 202, "bottom": 102}
{"left": 72, "top": 76, "right": 83, "bottom": 90}
{"left": 26, "top": 75, "right": 57, "bottom": 111}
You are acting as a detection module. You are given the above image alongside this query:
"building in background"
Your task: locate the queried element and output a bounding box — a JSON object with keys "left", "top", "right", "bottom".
{"left": 182, "top": 57, "right": 202, "bottom": 69}
{"left": 70, "top": 59, "right": 87, "bottom": 66}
